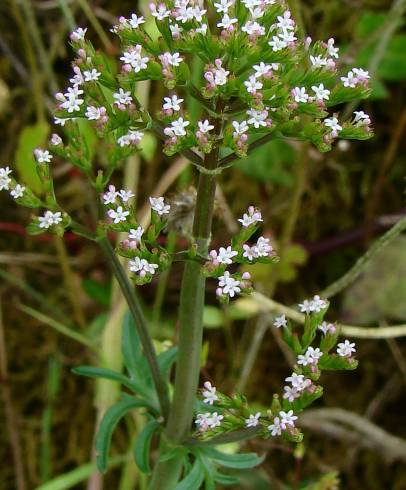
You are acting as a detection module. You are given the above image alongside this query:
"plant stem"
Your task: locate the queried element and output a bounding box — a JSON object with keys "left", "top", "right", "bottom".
{"left": 165, "top": 131, "right": 220, "bottom": 443}
{"left": 149, "top": 112, "right": 222, "bottom": 489}
{"left": 96, "top": 234, "right": 170, "bottom": 421}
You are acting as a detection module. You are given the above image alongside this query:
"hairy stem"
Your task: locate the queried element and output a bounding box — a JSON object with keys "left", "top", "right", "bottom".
{"left": 96, "top": 235, "right": 170, "bottom": 420}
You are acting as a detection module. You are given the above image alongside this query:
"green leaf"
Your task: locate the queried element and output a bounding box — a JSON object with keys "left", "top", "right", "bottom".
{"left": 122, "top": 312, "right": 151, "bottom": 383}
{"left": 235, "top": 139, "right": 295, "bottom": 185}
{"left": 15, "top": 121, "right": 49, "bottom": 193}
{"left": 214, "top": 472, "right": 240, "bottom": 486}
{"left": 158, "top": 347, "right": 178, "bottom": 379}
{"left": 134, "top": 420, "right": 160, "bottom": 474}
{"left": 203, "top": 448, "right": 265, "bottom": 469}
{"left": 82, "top": 278, "right": 111, "bottom": 306}
{"left": 95, "top": 397, "right": 149, "bottom": 473}
{"left": 175, "top": 460, "right": 205, "bottom": 490}
{"left": 72, "top": 366, "right": 138, "bottom": 392}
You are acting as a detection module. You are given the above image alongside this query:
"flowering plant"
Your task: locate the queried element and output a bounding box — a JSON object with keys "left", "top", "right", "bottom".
{"left": 1, "top": 0, "right": 372, "bottom": 487}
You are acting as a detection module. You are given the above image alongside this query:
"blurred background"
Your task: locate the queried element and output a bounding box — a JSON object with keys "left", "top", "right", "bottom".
{"left": 0, "top": 0, "right": 405, "bottom": 489}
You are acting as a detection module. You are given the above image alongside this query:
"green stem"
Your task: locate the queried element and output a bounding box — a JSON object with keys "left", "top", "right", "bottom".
{"left": 149, "top": 113, "right": 222, "bottom": 489}
{"left": 96, "top": 235, "right": 170, "bottom": 421}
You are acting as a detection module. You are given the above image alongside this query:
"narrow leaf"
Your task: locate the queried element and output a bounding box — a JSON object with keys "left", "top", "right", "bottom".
{"left": 203, "top": 448, "right": 265, "bottom": 469}
{"left": 134, "top": 419, "right": 160, "bottom": 474}
{"left": 72, "top": 366, "right": 138, "bottom": 392}
{"left": 175, "top": 460, "right": 205, "bottom": 490}
{"left": 158, "top": 347, "right": 177, "bottom": 379}
{"left": 95, "top": 397, "right": 149, "bottom": 473}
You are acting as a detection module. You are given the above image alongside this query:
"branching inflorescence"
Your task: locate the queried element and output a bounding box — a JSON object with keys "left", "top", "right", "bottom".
{"left": 1, "top": 0, "right": 372, "bottom": 487}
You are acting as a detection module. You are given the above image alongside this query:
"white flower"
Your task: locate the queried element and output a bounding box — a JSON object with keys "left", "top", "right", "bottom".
{"left": 163, "top": 95, "right": 183, "bottom": 112}
{"left": 34, "top": 149, "right": 53, "bottom": 164}
{"left": 298, "top": 346, "right": 323, "bottom": 366}
{"left": 129, "top": 226, "right": 144, "bottom": 243}
{"left": 274, "top": 315, "right": 287, "bottom": 329}
{"left": 196, "top": 411, "right": 224, "bottom": 430}
{"left": 353, "top": 68, "right": 370, "bottom": 80}
{"left": 202, "top": 381, "right": 219, "bottom": 405}
{"left": 276, "top": 10, "right": 295, "bottom": 31}
{"left": 238, "top": 206, "right": 262, "bottom": 227}
{"left": 216, "top": 246, "right": 238, "bottom": 264}
{"left": 324, "top": 117, "right": 342, "bottom": 135}
{"left": 150, "top": 3, "right": 171, "bottom": 20}
{"left": 129, "top": 257, "right": 159, "bottom": 276}
{"left": 279, "top": 410, "right": 298, "bottom": 429}
{"left": 70, "top": 27, "right": 87, "bottom": 42}
{"left": 312, "top": 83, "right": 330, "bottom": 101}
{"left": 246, "top": 108, "right": 268, "bottom": 128}
{"left": 129, "top": 13, "right": 145, "bottom": 28}
{"left": 318, "top": 321, "right": 335, "bottom": 335}
{"left": 195, "top": 412, "right": 211, "bottom": 431}
{"left": 292, "top": 87, "right": 309, "bottom": 103}
{"left": 108, "top": 206, "right": 129, "bottom": 223}
{"left": 198, "top": 120, "right": 214, "bottom": 133}
{"left": 103, "top": 185, "right": 117, "bottom": 204}
{"left": 327, "top": 38, "right": 339, "bottom": 59}
{"left": 299, "top": 295, "right": 327, "bottom": 313}
{"left": 39, "top": 210, "right": 62, "bottom": 229}
{"left": 213, "top": 65, "right": 229, "bottom": 86}
{"left": 0, "top": 166, "right": 12, "bottom": 191}
{"left": 169, "top": 23, "right": 182, "bottom": 37}
{"left": 311, "top": 295, "right": 327, "bottom": 312}
{"left": 245, "top": 412, "right": 261, "bottom": 428}
{"left": 195, "top": 23, "right": 208, "bottom": 35}
{"left": 10, "top": 184, "right": 25, "bottom": 199}
{"left": 218, "top": 271, "right": 241, "bottom": 298}
{"left": 269, "top": 36, "right": 287, "bottom": 51}
{"left": 208, "top": 412, "right": 224, "bottom": 428}
{"left": 255, "top": 236, "right": 272, "bottom": 257}
{"left": 310, "top": 55, "right": 328, "bottom": 68}
{"left": 242, "top": 244, "right": 257, "bottom": 261}
{"left": 113, "top": 88, "right": 133, "bottom": 106}
{"left": 244, "top": 75, "right": 263, "bottom": 94}
{"left": 279, "top": 30, "right": 297, "bottom": 44}
{"left": 85, "top": 106, "right": 103, "bottom": 120}
{"left": 285, "top": 372, "right": 305, "bottom": 389}
{"left": 117, "top": 130, "right": 144, "bottom": 147}
{"left": 149, "top": 196, "right": 170, "bottom": 215}
{"left": 214, "top": 0, "right": 233, "bottom": 13}
{"left": 268, "top": 416, "right": 282, "bottom": 436}
{"left": 118, "top": 189, "right": 135, "bottom": 202}
{"left": 337, "top": 339, "right": 356, "bottom": 358}
{"left": 232, "top": 121, "right": 249, "bottom": 137}
{"left": 164, "top": 52, "right": 183, "bottom": 67}
{"left": 164, "top": 117, "right": 190, "bottom": 137}
{"left": 353, "top": 111, "right": 371, "bottom": 127}
{"left": 283, "top": 385, "right": 299, "bottom": 402}
{"left": 242, "top": 21, "right": 265, "bottom": 37}
{"left": 83, "top": 69, "right": 101, "bottom": 82}
{"left": 60, "top": 86, "right": 84, "bottom": 113}
{"left": 50, "top": 134, "right": 62, "bottom": 146}
{"left": 253, "top": 62, "right": 272, "bottom": 78}
{"left": 217, "top": 14, "right": 238, "bottom": 30}
{"left": 121, "top": 48, "right": 150, "bottom": 72}
{"left": 341, "top": 71, "right": 357, "bottom": 88}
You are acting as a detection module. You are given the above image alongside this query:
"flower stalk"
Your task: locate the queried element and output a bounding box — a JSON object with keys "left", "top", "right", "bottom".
{"left": 96, "top": 234, "right": 170, "bottom": 421}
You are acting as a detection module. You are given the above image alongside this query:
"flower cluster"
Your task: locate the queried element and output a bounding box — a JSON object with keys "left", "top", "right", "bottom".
{"left": 204, "top": 206, "right": 277, "bottom": 302}
{"left": 0, "top": 1, "right": 373, "bottom": 244}
{"left": 100, "top": 186, "right": 172, "bottom": 284}
{"left": 195, "top": 295, "right": 358, "bottom": 441}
